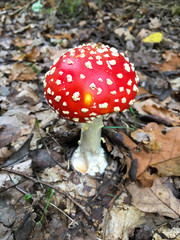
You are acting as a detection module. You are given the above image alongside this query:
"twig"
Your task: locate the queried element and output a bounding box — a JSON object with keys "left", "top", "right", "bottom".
{"left": 62, "top": 164, "right": 123, "bottom": 240}
{"left": 0, "top": 167, "right": 90, "bottom": 217}
{"left": 102, "top": 183, "right": 125, "bottom": 240}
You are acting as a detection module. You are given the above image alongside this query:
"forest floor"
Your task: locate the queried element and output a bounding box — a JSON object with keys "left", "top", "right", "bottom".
{"left": 0, "top": 0, "right": 180, "bottom": 239}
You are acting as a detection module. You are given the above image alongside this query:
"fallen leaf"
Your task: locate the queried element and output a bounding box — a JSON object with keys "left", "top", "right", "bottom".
{"left": 149, "top": 17, "right": 161, "bottom": 29}
{"left": 142, "top": 32, "right": 163, "bottom": 43}
{"left": 153, "top": 225, "right": 180, "bottom": 239}
{"left": 123, "top": 123, "right": 180, "bottom": 186}
{"left": 12, "top": 47, "right": 41, "bottom": 62}
{"left": 45, "top": 33, "right": 72, "bottom": 40}
{"left": 103, "top": 196, "right": 145, "bottom": 240}
{"left": 12, "top": 38, "right": 33, "bottom": 47}
{"left": 8, "top": 63, "right": 37, "bottom": 81}
{"left": 127, "top": 178, "right": 180, "bottom": 219}
{"left": 152, "top": 50, "right": 180, "bottom": 72}
{"left": 143, "top": 104, "right": 180, "bottom": 126}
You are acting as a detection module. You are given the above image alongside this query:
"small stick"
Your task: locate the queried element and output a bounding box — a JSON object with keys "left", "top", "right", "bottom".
{"left": 0, "top": 167, "right": 90, "bottom": 217}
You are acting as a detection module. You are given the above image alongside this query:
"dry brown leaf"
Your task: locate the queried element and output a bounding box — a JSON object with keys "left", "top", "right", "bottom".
{"left": 103, "top": 195, "right": 145, "bottom": 240}
{"left": 12, "top": 38, "right": 33, "bottom": 47}
{"left": 8, "top": 63, "right": 37, "bottom": 81}
{"left": 143, "top": 104, "right": 180, "bottom": 126}
{"left": 12, "top": 47, "right": 41, "bottom": 62}
{"left": 45, "top": 33, "right": 72, "bottom": 40}
{"left": 123, "top": 123, "right": 180, "bottom": 186}
{"left": 127, "top": 178, "right": 180, "bottom": 219}
{"left": 152, "top": 50, "right": 180, "bottom": 72}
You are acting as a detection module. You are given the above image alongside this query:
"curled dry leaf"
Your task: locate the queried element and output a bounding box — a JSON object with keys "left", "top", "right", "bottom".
{"left": 12, "top": 46, "right": 41, "bottom": 62}
{"left": 152, "top": 50, "right": 180, "bottom": 72}
{"left": 123, "top": 122, "right": 180, "bottom": 186}
{"left": 12, "top": 38, "right": 33, "bottom": 47}
{"left": 102, "top": 196, "right": 145, "bottom": 240}
{"left": 127, "top": 178, "right": 180, "bottom": 219}
{"left": 143, "top": 104, "right": 180, "bottom": 126}
{"left": 8, "top": 63, "right": 37, "bottom": 82}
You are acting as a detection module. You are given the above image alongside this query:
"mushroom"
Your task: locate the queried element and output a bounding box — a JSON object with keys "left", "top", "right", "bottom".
{"left": 44, "top": 43, "right": 139, "bottom": 176}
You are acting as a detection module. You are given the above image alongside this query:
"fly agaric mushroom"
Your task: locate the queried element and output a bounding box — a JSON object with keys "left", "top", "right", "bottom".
{"left": 44, "top": 43, "right": 139, "bottom": 176}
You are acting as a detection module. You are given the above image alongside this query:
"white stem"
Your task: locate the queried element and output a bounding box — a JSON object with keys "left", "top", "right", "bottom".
{"left": 71, "top": 116, "right": 108, "bottom": 176}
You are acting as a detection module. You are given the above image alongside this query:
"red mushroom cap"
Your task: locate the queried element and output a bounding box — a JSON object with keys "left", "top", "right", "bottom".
{"left": 44, "top": 43, "right": 139, "bottom": 123}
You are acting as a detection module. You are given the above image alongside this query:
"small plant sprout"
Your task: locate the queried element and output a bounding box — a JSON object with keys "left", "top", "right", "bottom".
{"left": 44, "top": 43, "right": 139, "bottom": 176}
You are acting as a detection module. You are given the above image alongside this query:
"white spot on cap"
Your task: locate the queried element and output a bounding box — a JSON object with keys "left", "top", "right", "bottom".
{"left": 85, "top": 61, "right": 93, "bottom": 69}
{"left": 68, "top": 60, "right": 74, "bottom": 65}
{"left": 119, "top": 87, "right": 124, "bottom": 92}
{"left": 133, "top": 84, "right": 139, "bottom": 92}
{"left": 89, "top": 112, "right": 97, "bottom": 116}
{"left": 55, "top": 96, "right": 61, "bottom": 102}
{"left": 89, "top": 56, "right": 93, "bottom": 60}
{"left": 107, "top": 79, "right": 113, "bottom": 85}
{"left": 72, "top": 92, "right": 80, "bottom": 101}
{"left": 90, "top": 83, "right": 96, "bottom": 90}
{"left": 131, "top": 63, "right": 135, "bottom": 71}
{"left": 80, "top": 74, "right": 85, "bottom": 79}
{"left": 62, "top": 111, "right": 69, "bottom": 115}
{"left": 67, "top": 74, "right": 73, "bottom": 82}
{"left": 49, "top": 99, "right": 52, "bottom": 104}
{"left": 97, "top": 88, "right": 102, "bottom": 95}
{"left": 43, "top": 81, "right": 47, "bottom": 88}
{"left": 53, "top": 57, "right": 59, "bottom": 65}
{"left": 107, "top": 60, "right": 112, "bottom": 70}
{"left": 104, "top": 54, "right": 110, "bottom": 57}
{"left": 84, "top": 117, "right": 90, "bottom": 121}
{"left": 45, "top": 71, "right": 49, "bottom": 77}
{"left": 59, "top": 71, "right": 63, "bottom": 75}
{"left": 63, "top": 102, "right": 67, "bottom": 106}
{"left": 66, "top": 91, "right": 70, "bottom": 96}
{"left": 80, "top": 54, "right": 85, "bottom": 58}
{"left": 49, "top": 67, "right": 56, "bottom": 75}
{"left": 47, "top": 88, "right": 52, "bottom": 95}
{"left": 122, "top": 97, "right": 126, "bottom": 103}
{"left": 129, "top": 99, "right": 135, "bottom": 105}
{"left": 117, "top": 73, "right": 123, "bottom": 79}
{"left": 98, "top": 78, "right": 103, "bottom": 82}
{"left": 90, "top": 50, "right": 96, "bottom": 54}
{"left": 124, "top": 63, "right": 131, "bottom": 72}
{"left": 97, "top": 48, "right": 105, "bottom": 54}
{"left": 126, "top": 89, "right": 131, "bottom": 95}
{"left": 50, "top": 78, "right": 54, "bottom": 82}
{"left": 90, "top": 117, "right": 95, "bottom": 121}
{"left": 74, "top": 112, "right": 78, "bottom": 115}
{"left": 111, "top": 52, "right": 119, "bottom": 57}
{"left": 96, "top": 56, "right": 102, "bottom": 60}
{"left": 127, "top": 79, "right": 132, "bottom": 86}
{"left": 109, "top": 60, "right": 116, "bottom": 65}
{"left": 110, "top": 91, "right": 117, "bottom": 95}
{"left": 110, "top": 47, "right": 118, "bottom": 53}
{"left": 135, "top": 75, "right": 139, "bottom": 83}
{"left": 99, "top": 102, "right": 108, "bottom": 109}
{"left": 114, "top": 107, "right": 120, "bottom": 112}
{"left": 96, "top": 60, "right": 103, "bottom": 65}
{"left": 73, "top": 118, "right": 79, "bottom": 122}
{"left": 114, "top": 99, "right": 119, "bottom": 102}
{"left": 56, "top": 80, "right": 61, "bottom": 85}
{"left": 81, "top": 108, "right": 89, "bottom": 113}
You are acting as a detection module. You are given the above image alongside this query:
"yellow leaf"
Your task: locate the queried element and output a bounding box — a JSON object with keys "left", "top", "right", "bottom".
{"left": 142, "top": 32, "right": 163, "bottom": 43}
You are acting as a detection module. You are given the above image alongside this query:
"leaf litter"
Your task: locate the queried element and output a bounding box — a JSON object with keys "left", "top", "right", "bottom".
{"left": 0, "top": 0, "right": 180, "bottom": 239}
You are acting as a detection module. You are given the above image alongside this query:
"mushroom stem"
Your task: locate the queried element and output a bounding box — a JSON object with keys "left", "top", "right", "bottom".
{"left": 71, "top": 116, "right": 108, "bottom": 176}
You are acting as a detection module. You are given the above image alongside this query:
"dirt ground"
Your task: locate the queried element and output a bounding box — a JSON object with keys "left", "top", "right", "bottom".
{"left": 0, "top": 0, "right": 180, "bottom": 239}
